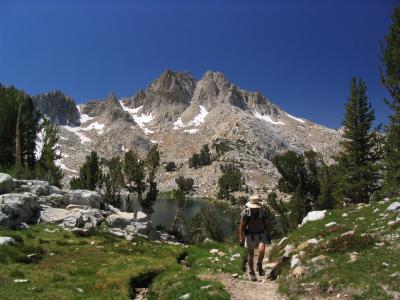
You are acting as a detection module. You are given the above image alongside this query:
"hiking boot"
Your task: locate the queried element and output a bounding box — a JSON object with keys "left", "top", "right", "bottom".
{"left": 241, "top": 256, "right": 247, "bottom": 272}
{"left": 256, "top": 262, "right": 265, "bottom": 276}
{"left": 249, "top": 271, "right": 257, "bottom": 282}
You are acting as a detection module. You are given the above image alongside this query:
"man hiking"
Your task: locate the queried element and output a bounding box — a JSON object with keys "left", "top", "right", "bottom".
{"left": 239, "top": 195, "right": 271, "bottom": 282}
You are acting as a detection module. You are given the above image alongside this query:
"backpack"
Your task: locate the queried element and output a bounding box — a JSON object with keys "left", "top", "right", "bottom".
{"left": 242, "top": 207, "right": 266, "bottom": 235}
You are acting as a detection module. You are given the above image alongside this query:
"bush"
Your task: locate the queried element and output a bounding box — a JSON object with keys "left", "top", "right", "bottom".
{"left": 189, "top": 144, "right": 211, "bottom": 169}
{"left": 217, "top": 163, "right": 243, "bottom": 200}
{"left": 165, "top": 161, "right": 177, "bottom": 172}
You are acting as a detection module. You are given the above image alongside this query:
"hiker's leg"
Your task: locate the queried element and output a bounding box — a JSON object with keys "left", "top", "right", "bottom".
{"left": 257, "top": 242, "right": 266, "bottom": 263}
{"left": 248, "top": 249, "right": 255, "bottom": 273}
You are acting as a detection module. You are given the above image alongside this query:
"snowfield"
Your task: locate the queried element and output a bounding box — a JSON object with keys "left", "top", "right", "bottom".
{"left": 119, "top": 101, "right": 154, "bottom": 134}
{"left": 286, "top": 113, "right": 305, "bottom": 124}
{"left": 173, "top": 105, "right": 209, "bottom": 129}
{"left": 254, "top": 112, "right": 285, "bottom": 125}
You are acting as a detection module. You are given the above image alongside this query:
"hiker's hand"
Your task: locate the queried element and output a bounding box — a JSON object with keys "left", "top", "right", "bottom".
{"left": 239, "top": 240, "right": 244, "bottom": 247}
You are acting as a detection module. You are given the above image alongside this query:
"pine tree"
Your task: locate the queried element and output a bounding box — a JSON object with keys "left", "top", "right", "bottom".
{"left": 316, "top": 166, "right": 335, "bottom": 210}
{"left": 38, "top": 119, "right": 63, "bottom": 187}
{"left": 70, "top": 151, "right": 102, "bottom": 191}
{"left": 380, "top": 7, "right": 400, "bottom": 194}
{"left": 290, "top": 184, "right": 306, "bottom": 225}
{"left": 144, "top": 144, "right": 160, "bottom": 212}
{"left": 102, "top": 156, "right": 124, "bottom": 207}
{"left": 335, "top": 78, "right": 382, "bottom": 203}
{"left": 124, "top": 150, "right": 146, "bottom": 203}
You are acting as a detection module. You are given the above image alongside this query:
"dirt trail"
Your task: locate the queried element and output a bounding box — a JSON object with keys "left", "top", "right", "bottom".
{"left": 202, "top": 250, "right": 283, "bottom": 300}
{"left": 207, "top": 272, "right": 281, "bottom": 300}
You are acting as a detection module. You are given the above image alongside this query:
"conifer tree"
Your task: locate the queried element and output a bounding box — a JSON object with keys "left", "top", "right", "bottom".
{"left": 70, "top": 151, "right": 102, "bottom": 191}
{"left": 144, "top": 144, "right": 160, "bottom": 212}
{"left": 316, "top": 166, "right": 335, "bottom": 210}
{"left": 335, "top": 78, "right": 382, "bottom": 203}
{"left": 380, "top": 7, "right": 400, "bottom": 193}
{"left": 124, "top": 150, "right": 146, "bottom": 202}
{"left": 102, "top": 156, "right": 124, "bottom": 207}
{"left": 38, "top": 119, "right": 63, "bottom": 187}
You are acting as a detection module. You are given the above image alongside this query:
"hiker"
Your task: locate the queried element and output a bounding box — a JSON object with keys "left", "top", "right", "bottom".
{"left": 239, "top": 195, "right": 271, "bottom": 281}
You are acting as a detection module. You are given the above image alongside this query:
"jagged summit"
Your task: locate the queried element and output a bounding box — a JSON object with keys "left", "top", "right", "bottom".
{"left": 31, "top": 70, "right": 342, "bottom": 197}
{"left": 32, "top": 90, "right": 80, "bottom": 125}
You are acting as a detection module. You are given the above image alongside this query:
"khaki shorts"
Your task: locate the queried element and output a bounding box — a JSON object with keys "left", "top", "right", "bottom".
{"left": 245, "top": 233, "right": 268, "bottom": 250}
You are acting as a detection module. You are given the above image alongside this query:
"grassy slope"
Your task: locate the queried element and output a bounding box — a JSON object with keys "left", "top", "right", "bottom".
{"left": 0, "top": 224, "right": 245, "bottom": 300}
{"left": 269, "top": 198, "right": 400, "bottom": 300}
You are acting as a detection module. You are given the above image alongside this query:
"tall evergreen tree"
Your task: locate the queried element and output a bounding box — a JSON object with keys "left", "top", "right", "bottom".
{"left": 335, "top": 78, "right": 382, "bottom": 203}
{"left": 144, "top": 144, "right": 160, "bottom": 213}
{"left": 316, "top": 165, "right": 335, "bottom": 210}
{"left": 0, "top": 85, "right": 39, "bottom": 172}
{"left": 70, "top": 151, "right": 102, "bottom": 191}
{"left": 38, "top": 119, "right": 63, "bottom": 187}
{"left": 124, "top": 150, "right": 146, "bottom": 203}
{"left": 380, "top": 7, "right": 400, "bottom": 193}
{"left": 102, "top": 156, "right": 124, "bottom": 207}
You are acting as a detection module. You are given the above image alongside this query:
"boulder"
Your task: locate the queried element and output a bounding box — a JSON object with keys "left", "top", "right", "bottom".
{"left": 106, "top": 211, "right": 148, "bottom": 228}
{"left": 0, "top": 192, "right": 40, "bottom": 228}
{"left": 40, "top": 205, "right": 103, "bottom": 229}
{"left": 292, "top": 265, "right": 305, "bottom": 278}
{"left": 0, "top": 173, "right": 14, "bottom": 194}
{"left": 300, "top": 210, "right": 326, "bottom": 226}
{"left": 297, "top": 238, "right": 318, "bottom": 251}
{"left": 125, "top": 222, "right": 152, "bottom": 235}
{"left": 291, "top": 254, "right": 301, "bottom": 269}
{"left": 282, "top": 244, "right": 295, "bottom": 259}
{"left": 311, "top": 255, "right": 329, "bottom": 264}
{"left": 156, "top": 231, "right": 177, "bottom": 243}
{"left": 38, "top": 194, "right": 67, "bottom": 207}
{"left": 16, "top": 180, "right": 50, "bottom": 196}
{"left": 0, "top": 236, "right": 16, "bottom": 246}
{"left": 65, "top": 190, "right": 103, "bottom": 209}
{"left": 386, "top": 202, "right": 400, "bottom": 212}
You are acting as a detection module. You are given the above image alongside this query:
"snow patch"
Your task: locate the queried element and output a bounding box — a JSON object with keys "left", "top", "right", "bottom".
{"left": 286, "top": 113, "right": 305, "bottom": 124}
{"left": 62, "top": 126, "right": 91, "bottom": 144}
{"left": 184, "top": 129, "right": 199, "bottom": 134}
{"left": 254, "top": 112, "right": 285, "bottom": 125}
{"left": 81, "top": 121, "right": 105, "bottom": 135}
{"left": 300, "top": 210, "right": 327, "bottom": 226}
{"left": 173, "top": 105, "right": 209, "bottom": 129}
{"left": 77, "top": 105, "right": 93, "bottom": 124}
{"left": 120, "top": 101, "right": 154, "bottom": 134}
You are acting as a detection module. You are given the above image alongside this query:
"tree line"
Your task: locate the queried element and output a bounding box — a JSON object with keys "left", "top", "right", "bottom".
{"left": 0, "top": 85, "right": 63, "bottom": 186}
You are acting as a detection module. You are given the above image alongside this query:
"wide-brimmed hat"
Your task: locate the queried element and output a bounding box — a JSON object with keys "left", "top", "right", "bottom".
{"left": 246, "top": 195, "right": 262, "bottom": 208}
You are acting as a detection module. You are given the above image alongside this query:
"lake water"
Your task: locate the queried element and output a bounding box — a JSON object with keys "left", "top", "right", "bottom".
{"left": 121, "top": 196, "right": 240, "bottom": 237}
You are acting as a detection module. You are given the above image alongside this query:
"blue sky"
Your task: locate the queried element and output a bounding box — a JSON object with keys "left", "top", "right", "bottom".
{"left": 0, "top": 0, "right": 398, "bottom": 128}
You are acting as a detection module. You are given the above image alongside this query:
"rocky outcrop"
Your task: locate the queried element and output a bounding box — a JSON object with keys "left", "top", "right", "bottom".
{"left": 0, "top": 173, "right": 14, "bottom": 195}
{"left": 0, "top": 193, "right": 40, "bottom": 228}
{"left": 65, "top": 190, "right": 103, "bottom": 209}
{"left": 32, "top": 90, "right": 80, "bottom": 125}
{"left": 40, "top": 204, "right": 103, "bottom": 229}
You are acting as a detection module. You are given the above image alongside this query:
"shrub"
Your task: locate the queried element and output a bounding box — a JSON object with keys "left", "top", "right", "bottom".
{"left": 165, "top": 161, "right": 177, "bottom": 172}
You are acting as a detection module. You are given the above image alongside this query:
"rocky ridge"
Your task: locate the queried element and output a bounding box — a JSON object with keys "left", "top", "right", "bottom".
{"left": 33, "top": 70, "right": 343, "bottom": 197}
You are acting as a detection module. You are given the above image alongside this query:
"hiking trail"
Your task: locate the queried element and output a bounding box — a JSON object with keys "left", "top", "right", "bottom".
{"left": 201, "top": 250, "right": 282, "bottom": 300}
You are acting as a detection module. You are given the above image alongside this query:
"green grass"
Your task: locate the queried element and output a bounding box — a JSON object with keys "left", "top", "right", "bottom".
{"left": 0, "top": 224, "right": 246, "bottom": 299}
{"left": 269, "top": 198, "right": 400, "bottom": 299}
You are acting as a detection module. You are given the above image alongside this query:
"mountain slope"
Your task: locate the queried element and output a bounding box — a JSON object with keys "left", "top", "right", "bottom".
{"left": 33, "top": 70, "right": 342, "bottom": 196}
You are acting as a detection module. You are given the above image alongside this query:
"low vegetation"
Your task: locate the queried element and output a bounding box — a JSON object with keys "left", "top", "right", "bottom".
{"left": 0, "top": 224, "right": 245, "bottom": 300}
{"left": 268, "top": 198, "right": 400, "bottom": 299}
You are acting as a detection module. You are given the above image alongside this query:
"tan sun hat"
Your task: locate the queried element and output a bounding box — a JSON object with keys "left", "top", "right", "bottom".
{"left": 246, "top": 195, "right": 262, "bottom": 208}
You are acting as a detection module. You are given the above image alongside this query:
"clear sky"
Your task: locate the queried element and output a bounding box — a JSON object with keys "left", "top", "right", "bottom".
{"left": 0, "top": 0, "right": 398, "bottom": 128}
